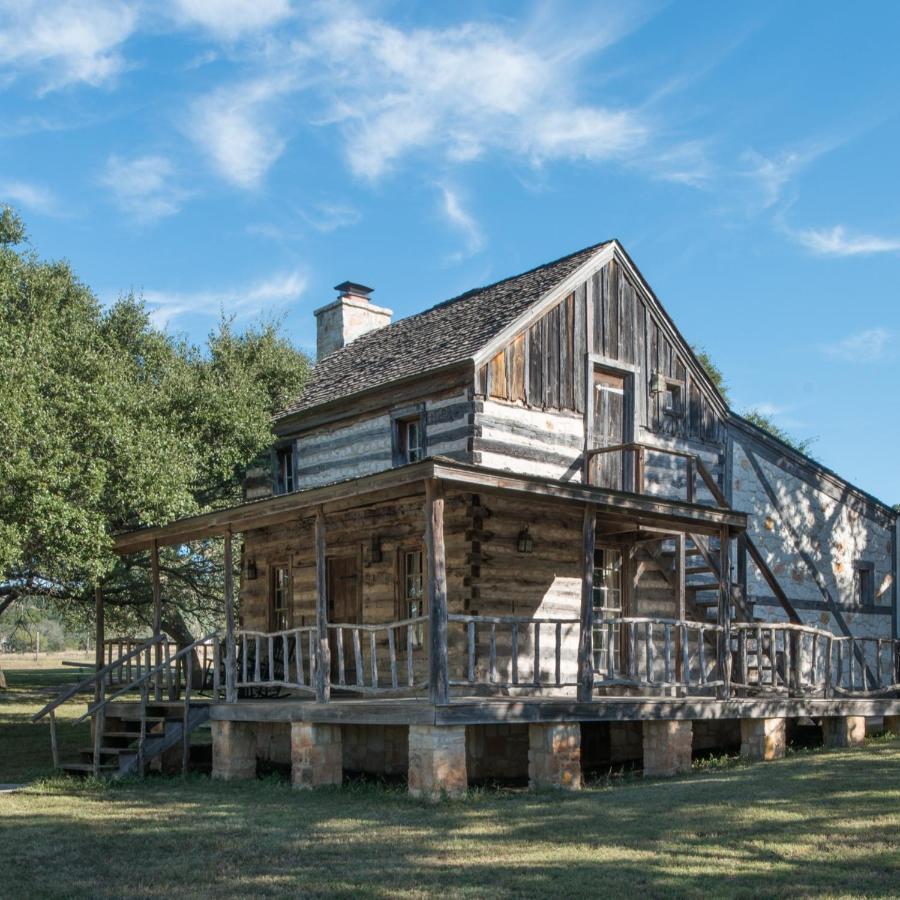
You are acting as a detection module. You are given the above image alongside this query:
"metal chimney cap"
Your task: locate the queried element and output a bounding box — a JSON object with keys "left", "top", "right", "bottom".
{"left": 334, "top": 281, "right": 374, "bottom": 298}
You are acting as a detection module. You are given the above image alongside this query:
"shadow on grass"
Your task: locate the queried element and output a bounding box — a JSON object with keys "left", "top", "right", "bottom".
{"left": 2, "top": 740, "right": 899, "bottom": 898}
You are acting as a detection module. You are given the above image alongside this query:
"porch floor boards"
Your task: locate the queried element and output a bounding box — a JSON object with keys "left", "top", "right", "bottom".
{"left": 206, "top": 694, "right": 900, "bottom": 726}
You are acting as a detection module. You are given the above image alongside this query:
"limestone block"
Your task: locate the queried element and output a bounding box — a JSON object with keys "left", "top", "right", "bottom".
{"left": 408, "top": 725, "right": 467, "bottom": 800}
{"left": 528, "top": 723, "right": 582, "bottom": 790}
{"left": 740, "top": 717, "right": 786, "bottom": 761}
{"left": 642, "top": 720, "right": 692, "bottom": 777}
{"left": 822, "top": 716, "right": 866, "bottom": 748}
{"left": 291, "top": 723, "right": 343, "bottom": 789}
{"left": 211, "top": 720, "right": 257, "bottom": 781}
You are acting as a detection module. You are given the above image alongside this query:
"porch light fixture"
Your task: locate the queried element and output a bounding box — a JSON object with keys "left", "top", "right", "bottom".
{"left": 246, "top": 558, "right": 258, "bottom": 580}
{"left": 650, "top": 371, "right": 666, "bottom": 395}
{"left": 369, "top": 535, "right": 383, "bottom": 564}
{"left": 517, "top": 527, "right": 534, "bottom": 554}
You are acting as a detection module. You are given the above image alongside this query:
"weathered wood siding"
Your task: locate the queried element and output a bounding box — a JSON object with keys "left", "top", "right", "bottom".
{"left": 474, "top": 255, "right": 727, "bottom": 497}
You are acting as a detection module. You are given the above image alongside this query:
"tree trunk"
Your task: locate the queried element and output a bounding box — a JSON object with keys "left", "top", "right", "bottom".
{"left": 160, "top": 608, "right": 203, "bottom": 689}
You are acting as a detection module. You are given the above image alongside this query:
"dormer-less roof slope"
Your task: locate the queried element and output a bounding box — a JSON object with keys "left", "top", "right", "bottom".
{"left": 277, "top": 240, "right": 611, "bottom": 420}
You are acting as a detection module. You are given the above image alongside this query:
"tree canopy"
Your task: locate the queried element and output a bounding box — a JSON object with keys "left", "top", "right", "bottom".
{"left": 0, "top": 208, "right": 310, "bottom": 637}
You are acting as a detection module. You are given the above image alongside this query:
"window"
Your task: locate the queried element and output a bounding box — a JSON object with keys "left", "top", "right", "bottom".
{"left": 270, "top": 565, "right": 291, "bottom": 631}
{"left": 399, "top": 418, "right": 423, "bottom": 463}
{"left": 274, "top": 445, "right": 294, "bottom": 495}
{"left": 592, "top": 548, "right": 623, "bottom": 672}
{"left": 392, "top": 407, "right": 426, "bottom": 466}
{"left": 402, "top": 548, "right": 425, "bottom": 645}
{"left": 663, "top": 383, "right": 683, "bottom": 418}
{"left": 854, "top": 560, "right": 875, "bottom": 606}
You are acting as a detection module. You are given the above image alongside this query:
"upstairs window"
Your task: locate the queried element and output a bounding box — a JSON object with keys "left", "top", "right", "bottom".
{"left": 663, "top": 382, "right": 683, "bottom": 418}
{"left": 854, "top": 560, "right": 875, "bottom": 606}
{"left": 274, "top": 445, "right": 294, "bottom": 495}
{"left": 392, "top": 408, "right": 426, "bottom": 465}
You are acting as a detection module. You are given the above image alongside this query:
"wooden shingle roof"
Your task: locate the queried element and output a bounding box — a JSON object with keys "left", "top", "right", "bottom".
{"left": 278, "top": 240, "right": 610, "bottom": 419}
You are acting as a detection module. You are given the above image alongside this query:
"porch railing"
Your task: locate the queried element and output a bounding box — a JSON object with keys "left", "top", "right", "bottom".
{"left": 593, "top": 616, "right": 724, "bottom": 691}
{"left": 328, "top": 616, "right": 429, "bottom": 693}
{"left": 237, "top": 626, "right": 317, "bottom": 694}
{"left": 730, "top": 622, "right": 900, "bottom": 697}
{"left": 447, "top": 614, "right": 581, "bottom": 690}
{"left": 584, "top": 441, "right": 728, "bottom": 508}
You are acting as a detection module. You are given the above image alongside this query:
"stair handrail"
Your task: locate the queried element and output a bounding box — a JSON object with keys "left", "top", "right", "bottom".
{"left": 31, "top": 634, "right": 165, "bottom": 723}
{"left": 75, "top": 631, "right": 220, "bottom": 724}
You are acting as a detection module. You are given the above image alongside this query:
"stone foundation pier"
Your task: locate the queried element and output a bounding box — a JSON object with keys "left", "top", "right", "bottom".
{"left": 822, "top": 716, "right": 866, "bottom": 748}
{"left": 291, "top": 723, "right": 343, "bottom": 789}
{"left": 407, "top": 725, "right": 467, "bottom": 800}
{"left": 528, "top": 723, "right": 582, "bottom": 790}
{"left": 211, "top": 720, "right": 257, "bottom": 780}
{"left": 740, "top": 717, "right": 786, "bottom": 761}
{"left": 642, "top": 720, "right": 692, "bottom": 777}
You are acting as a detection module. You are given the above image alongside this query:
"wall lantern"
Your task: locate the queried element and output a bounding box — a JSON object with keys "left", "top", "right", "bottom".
{"left": 369, "top": 535, "right": 383, "bottom": 564}
{"left": 517, "top": 527, "right": 534, "bottom": 554}
{"left": 649, "top": 371, "right": 666, "bottom": 395}
{"left": 246, "top": 558, "right": 258, "bottom": 580}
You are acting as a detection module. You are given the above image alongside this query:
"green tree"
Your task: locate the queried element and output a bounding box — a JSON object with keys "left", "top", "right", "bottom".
{"left": 0, "top": 208, "right": 310, "bottom": 662}
{"left": 691, "top": 344, "right": 816, "bottom": 458}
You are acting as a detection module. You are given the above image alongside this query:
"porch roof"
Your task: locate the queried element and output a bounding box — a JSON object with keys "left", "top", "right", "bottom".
{"left": 112, "top": 457, "right": 747, "bottom": 554}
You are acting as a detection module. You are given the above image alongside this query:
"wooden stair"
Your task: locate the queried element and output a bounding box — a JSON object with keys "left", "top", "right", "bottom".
{"left": 61, "top": 701, "right": 210, "bottom": 779}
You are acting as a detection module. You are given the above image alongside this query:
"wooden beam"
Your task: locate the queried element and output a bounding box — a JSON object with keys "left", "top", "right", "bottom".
{"left": 314, "top": 507, "right": 330, "bottom": 703}
{"left": 717, "top": 525, "right": 731, "bottom": 699}
{"left": 425, "top": 479, "right": 449, "bottom": 706}
{"left": 150, "top": 540, "right": 162, "bottom": 701}
{"left": 577, "top": 506, "right": 596, "bottom": 702}
{"left": 223, "top": 530, "right": 236, "bottom": 703}
{"left": 674, "top": 534, "right": 686, "bottom": 688}
{"left": 94, "top": 584, "right": 104, "bottom": 707}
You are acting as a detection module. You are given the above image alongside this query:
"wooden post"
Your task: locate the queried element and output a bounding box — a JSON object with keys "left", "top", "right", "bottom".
{"left": 577, "top": 505, "right": 596, "bottom": 702}
{"left": 224, "top": 530, "right": 237, "bottom": 703}
{"left": 736, "top": 533, "right": 748, "bottom": 606}
{"left": 674, "top": 534, "right": 686, "bottom": 691}
{"left": 425, "top": 479, "right": 449, "bottom": 706}
{"left": 315, "top": 507, "right": 331, "bottom": 703}
{"left": 150, "top": 540, "right": 162, "bottom": 701}
{"left": 717, "top": 525, "right": 731, "bottom": 698}
{"left": 94, "top": 584, "right": 104, "bottom": 707}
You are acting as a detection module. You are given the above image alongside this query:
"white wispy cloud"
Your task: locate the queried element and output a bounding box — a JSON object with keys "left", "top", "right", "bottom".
{"left": 0, "top": 0, "right": 138, "bottom": 92}
{"left": 169, "top": 0, "right": 293, "bottom": 41}
{"left": 739, "top": 144, "right": 834, "bottom": 211}
{"left": 100, "top": 154, "right": 186, "bottom": 222}
{"left": 791, "top": 225, "right": 900, "bottom": 257}
{"left": 438, "top": 184, "right": 484, "bottom": 261}
{"left": 302, "top": 10, "right": 652, "bottom": 181}
{"left": 0, "top": 179, "right": 62, "bottom": 216}
{"left": 821, "top": 328, "right": 895, "bottom": 363}
{"left": 144, "top": 269, "right": 308, "bottom": 328}
{"left": 185, "top": 76, "right": 293, "bottom": 188}
{"left": 300, "top": 202, "right": 361, "bottom": 233}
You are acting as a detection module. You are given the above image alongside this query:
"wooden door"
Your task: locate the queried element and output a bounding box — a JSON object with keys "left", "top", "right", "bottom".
{"left": 592, "top": 370, "right": 626, "bottom": 489}
{"left": 327, "top": 556, "right": 360, "bottom": 682}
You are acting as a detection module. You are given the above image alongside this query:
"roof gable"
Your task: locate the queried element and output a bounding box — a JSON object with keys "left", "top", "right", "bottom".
{"left": 276, "top": 240, "right": 611, "bottom": 421}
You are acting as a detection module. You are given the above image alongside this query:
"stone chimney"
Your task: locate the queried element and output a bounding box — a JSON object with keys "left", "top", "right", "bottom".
{"left": 314, "top": 281, "right": 392, "bottom": 360}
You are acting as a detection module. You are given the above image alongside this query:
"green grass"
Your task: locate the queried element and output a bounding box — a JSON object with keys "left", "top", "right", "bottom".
{"left": 2, "top": 668, "right": 899, "bottom": 897}
{"left": 0, "top": 666, "right": 91, "bottom": 782}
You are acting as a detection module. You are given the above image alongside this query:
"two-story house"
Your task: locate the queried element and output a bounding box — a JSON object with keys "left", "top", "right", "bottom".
{"left": 37, "top": 240, "right": 900, "bottom": 795}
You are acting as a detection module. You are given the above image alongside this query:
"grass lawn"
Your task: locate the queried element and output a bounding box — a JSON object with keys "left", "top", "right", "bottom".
{"left": 2, "top": 668, "right": 899, "bottom": 897}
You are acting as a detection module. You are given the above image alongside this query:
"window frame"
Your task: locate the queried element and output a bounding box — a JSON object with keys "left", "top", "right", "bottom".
{"left": 396, "top": 543, "right": 426, "bottom": 645}
{"left": 391, "top": 405, "right": 427, "bottom": 466}
{"left": 272, "top": 441, "right": 295, "bottom": 495}
{"left": 268, "top": 562, "right": 292, "bottom": 631}
{"left": 854, "top": 560, "right": 875, "bottom": 606}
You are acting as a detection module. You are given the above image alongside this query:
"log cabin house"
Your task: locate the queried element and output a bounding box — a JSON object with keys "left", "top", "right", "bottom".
{"left": 35, "top": 240, "right": 900, "bottom": 795}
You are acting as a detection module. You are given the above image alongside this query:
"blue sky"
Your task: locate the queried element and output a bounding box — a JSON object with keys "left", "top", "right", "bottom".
{"left": 1, "top": 1, "right": 899, "bottom": 503}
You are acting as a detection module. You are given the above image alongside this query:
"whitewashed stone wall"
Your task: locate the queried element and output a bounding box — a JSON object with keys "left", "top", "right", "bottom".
{"left": 729, "top": 436, "right": 896, "bottom": 641}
